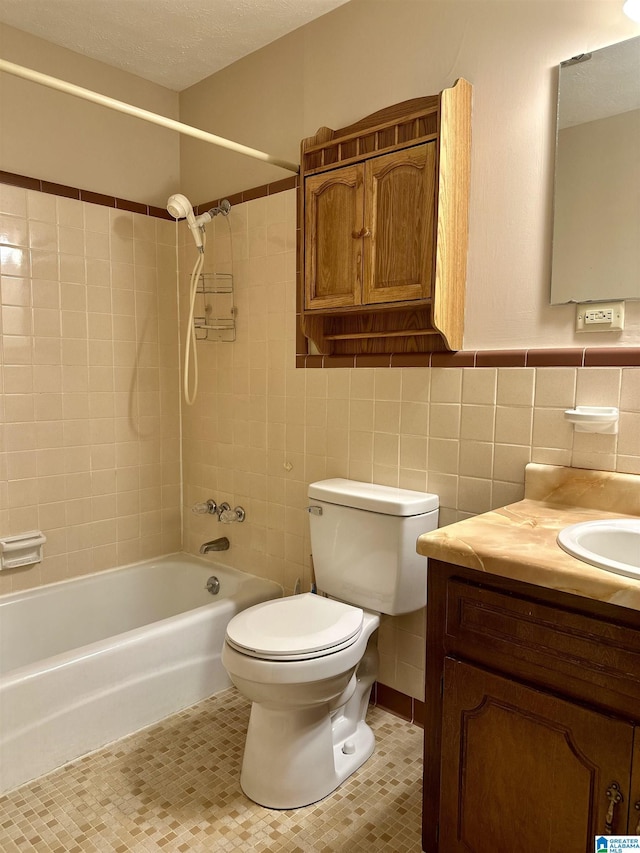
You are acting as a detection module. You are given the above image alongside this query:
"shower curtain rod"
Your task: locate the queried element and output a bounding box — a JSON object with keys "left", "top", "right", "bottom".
{"left": 0, "top": 58, "right": 300, "bottom": 174}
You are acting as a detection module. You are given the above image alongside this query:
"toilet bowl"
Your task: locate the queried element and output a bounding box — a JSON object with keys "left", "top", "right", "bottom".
{"left": 222, "top": 593, "right": 380, "bottom": 809}
{"left": 222, "top": 479, "right": 439, "bottom": 810}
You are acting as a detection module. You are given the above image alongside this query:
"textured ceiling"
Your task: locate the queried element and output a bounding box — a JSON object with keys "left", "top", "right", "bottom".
{"left": 0, "top": 0, "right": 350, "bottom": 91}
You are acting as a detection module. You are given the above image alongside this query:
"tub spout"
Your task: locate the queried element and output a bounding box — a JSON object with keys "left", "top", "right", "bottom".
{"left": 200, "top": 537, "right": 230, "bottom": 554}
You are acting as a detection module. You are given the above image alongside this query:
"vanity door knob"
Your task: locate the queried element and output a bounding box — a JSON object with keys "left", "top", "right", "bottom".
{"left": 634, "top": 800, "right": 640, "bottom": 835}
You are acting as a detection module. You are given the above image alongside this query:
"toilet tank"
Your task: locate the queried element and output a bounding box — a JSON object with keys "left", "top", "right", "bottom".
{"left": 307, "top": 479, "right": 439, "bottom": 615}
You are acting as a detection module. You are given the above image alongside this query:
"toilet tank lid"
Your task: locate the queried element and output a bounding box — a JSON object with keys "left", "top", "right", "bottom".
{"left": 308, "top": 479, "right": 439, "bottom": 516}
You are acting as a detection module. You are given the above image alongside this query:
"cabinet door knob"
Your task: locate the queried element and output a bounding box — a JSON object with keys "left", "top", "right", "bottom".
{"left": 634, "top": 800, "right": 640, "bottom": 835}
{"left": 351, "top": 227, "right": 371, "bottom": 239}
{"left": 604, "top": 781, "right": 624, "bottom": 835}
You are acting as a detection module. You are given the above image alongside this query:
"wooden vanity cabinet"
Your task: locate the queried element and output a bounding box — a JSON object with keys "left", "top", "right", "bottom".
{"left": 300, "top": 79, "right": 471, "bottom": 356}
{"left": 423, "top": 560, "right": 640, "bottom": 852}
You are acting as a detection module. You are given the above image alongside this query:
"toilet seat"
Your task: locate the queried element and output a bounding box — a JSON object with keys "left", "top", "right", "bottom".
{"left": 225, "top": 593, "right": 364, "bottom": 661}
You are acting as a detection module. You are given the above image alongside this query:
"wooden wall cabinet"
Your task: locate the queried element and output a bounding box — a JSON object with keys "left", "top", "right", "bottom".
{"left": 423, "top": 561, "right": 640, "bottom": 852}
{"left": 299, "top": 79, "right": 471, "bottom": 356}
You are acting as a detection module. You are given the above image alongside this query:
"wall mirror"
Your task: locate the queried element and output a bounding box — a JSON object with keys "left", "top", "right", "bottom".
{"left": 550, "top": 36, "right": 640, "bottom": 305}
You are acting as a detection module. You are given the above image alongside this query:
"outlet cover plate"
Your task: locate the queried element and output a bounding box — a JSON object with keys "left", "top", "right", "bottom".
{"left": 575, "top": 301, "right": 625, "bottom": 332}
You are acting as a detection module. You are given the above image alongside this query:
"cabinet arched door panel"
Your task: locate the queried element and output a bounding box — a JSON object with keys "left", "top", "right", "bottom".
{"left": 363, "top": 143, "right": 436, "bottom": 304}
{"left": 439, "top": 657, "right": 633, "bottom": 852}
{"left": 304, "top": 165, "right": 364, "bottom": 310}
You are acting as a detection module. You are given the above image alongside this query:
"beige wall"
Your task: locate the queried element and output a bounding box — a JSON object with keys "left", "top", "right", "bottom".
{"left": 181, "top": 190, "right": 640, "bottom": 699}
{"left": 0, "top": 184, "right": 182, "bottom": 595}
{"left": 179, "top": 0, "right": 640, "bottom": 349}
{"left": 0, "top": 24, "right": 180, "bottom": 207}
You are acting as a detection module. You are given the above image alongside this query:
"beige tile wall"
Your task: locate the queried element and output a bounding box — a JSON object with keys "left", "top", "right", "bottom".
{"left": 0, "top": 184, "right": 182, "bottom": 594}
{"left": 2, "top": 183, "right": 638, "bottom": 699}
{"left": 182, "top": 189, "right": 640, "bottom": 700}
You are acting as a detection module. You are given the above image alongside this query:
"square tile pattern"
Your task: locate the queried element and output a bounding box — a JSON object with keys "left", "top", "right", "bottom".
{"left": 3, "top": 184, "right": 639, "bottom": 711}
{"left": 0, "top": 689, "right": 423, "bottom": 852}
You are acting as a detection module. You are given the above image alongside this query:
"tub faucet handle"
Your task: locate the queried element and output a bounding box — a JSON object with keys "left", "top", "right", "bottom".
{"left": 192, "top": 499, "right": 217, "bottom": 515}
{"left": 217, "top": 503, "right": 246, "bottom": 523}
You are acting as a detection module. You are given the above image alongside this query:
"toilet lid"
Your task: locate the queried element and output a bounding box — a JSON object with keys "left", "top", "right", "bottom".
{"left": 225, "top": 593, "right": 364, "bottom": 661}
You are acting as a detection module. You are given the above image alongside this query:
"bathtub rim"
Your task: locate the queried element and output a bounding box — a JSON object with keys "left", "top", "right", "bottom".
{"left": 0, "top": 551, "right": 283, "bottom": 685}
{"left": 0, "top": 550, "right": 281, "bottom": 607}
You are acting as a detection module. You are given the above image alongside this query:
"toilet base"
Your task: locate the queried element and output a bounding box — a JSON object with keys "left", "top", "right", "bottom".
{"left": 239, "top": 643, "right": 379, "bottom": 809}
{"left": 240, "top": 705, "right": 375, "bottom": 810}
{"left": 332, "top": 718, "right": 376, "bottom": 791}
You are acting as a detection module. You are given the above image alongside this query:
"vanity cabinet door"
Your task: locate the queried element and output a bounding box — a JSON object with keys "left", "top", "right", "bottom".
{"left": 629, "top": 735, "right": 640, "bottom": 835}
{"left": 439, "top": 657, "right": 634, "bottom": 852}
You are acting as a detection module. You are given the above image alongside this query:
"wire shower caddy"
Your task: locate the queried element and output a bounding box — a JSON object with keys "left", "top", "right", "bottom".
{"left": 193, "top": 272, "right": 236, "bottom": 342}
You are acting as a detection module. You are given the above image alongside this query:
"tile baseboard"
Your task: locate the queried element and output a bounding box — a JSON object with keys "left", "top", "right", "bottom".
{"left": 370, "top": 681, "right": 425, "bottom": 728}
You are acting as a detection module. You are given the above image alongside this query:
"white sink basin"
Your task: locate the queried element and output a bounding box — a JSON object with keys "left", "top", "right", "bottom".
{"left": 557, "top": 519, "right": 640, "bottom": 580}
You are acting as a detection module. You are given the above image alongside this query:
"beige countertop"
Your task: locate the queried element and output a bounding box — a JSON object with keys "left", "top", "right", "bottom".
{"left": 416, "top": 463, "right": 640, "bottom": 612}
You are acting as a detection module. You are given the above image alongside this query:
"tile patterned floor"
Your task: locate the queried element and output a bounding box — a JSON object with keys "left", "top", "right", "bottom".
{"left": 0, "top": 689, "right": 424, "bottom": 852}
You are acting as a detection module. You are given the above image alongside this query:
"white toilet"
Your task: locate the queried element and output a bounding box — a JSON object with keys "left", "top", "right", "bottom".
{"left": 221, "top": 478, "right": 439, "bottom": 809}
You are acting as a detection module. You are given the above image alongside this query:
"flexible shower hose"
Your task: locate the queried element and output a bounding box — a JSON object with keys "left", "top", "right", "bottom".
{"left": 183, "top": 232, "right": 205, "bottom": 406}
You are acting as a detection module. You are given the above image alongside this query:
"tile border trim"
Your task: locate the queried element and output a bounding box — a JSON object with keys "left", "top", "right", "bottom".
{"left": 194, "top": 176, "right": 298, "bottom": 215}
{"left": 370, "top": 682, "right": 425, "bottom": 728}
{"left": 0, "top": 169, "right": 299, "bottom": 220}
{"left": 0, "top": 169, "right": 174, "bottom": 219}
{"left": 296, "top": 347, "right": 640, "bottom": 369}
{"left": 2, "top": 170, "right": 636, "bottom": 368}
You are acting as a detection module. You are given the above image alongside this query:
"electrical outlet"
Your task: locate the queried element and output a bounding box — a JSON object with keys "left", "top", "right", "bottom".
{"left": 575, "top": 301, "right": 625, "bottom": 332}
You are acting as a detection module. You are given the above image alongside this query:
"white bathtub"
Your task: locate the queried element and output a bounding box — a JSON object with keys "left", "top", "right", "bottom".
{"left": 0, "top": 553, "right": 281, "bottom": 794}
